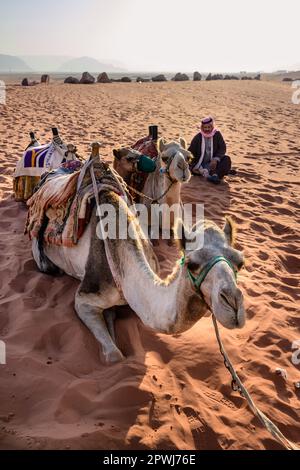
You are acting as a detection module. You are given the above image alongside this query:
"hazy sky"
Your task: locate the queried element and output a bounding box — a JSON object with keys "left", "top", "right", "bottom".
{"left": 1, "top": 0, "right": 299, "bottom": 72}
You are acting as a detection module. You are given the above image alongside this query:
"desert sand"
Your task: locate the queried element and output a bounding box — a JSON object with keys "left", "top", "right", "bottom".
{"left": 0, "top": 79, "right": 299, "bottom": 450}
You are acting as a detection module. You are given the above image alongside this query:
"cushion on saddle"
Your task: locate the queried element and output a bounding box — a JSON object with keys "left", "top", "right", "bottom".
{"left": 131, "top": 136, "right": 158, "bottom": 199}
{"left": 14, "top": 144, "right": 55, "bottom": 178}
{"left": 25, "top": 159, "right": 128, "bottom": 247}
{"left": 132, "top": 136, "right": 158, "bottom": 158}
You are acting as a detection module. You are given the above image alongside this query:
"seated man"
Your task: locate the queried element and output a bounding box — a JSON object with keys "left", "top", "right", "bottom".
{"left": 189, "top": 117, "right": 231, "bottom": 184}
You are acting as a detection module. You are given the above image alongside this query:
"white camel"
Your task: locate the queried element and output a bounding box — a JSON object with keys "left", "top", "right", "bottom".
{"left": 29, "top": 158, "right": 246, "bottom": 364}
{"left": 113, "top": 138, "right": 191, "bottom": 241}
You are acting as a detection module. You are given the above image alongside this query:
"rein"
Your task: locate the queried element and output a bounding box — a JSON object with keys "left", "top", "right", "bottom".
{"left": 125, "top": 166, "right": 175, "bottom": 203}
{"left": 180, "top": 254, "right": 299, "bottom": 450}
{"left": 125, "top": 180, "right": 175, "bottom": 204}
{"left": 125, "top": 150, "right": 185, "bottom": 203}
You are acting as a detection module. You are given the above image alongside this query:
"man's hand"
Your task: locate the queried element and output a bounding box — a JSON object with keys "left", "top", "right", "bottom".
{"left": 200, "top": 168, "right": 209, "bottom": 178}
{"left": 210, "top": 159, "right": 218, "bottom": 171}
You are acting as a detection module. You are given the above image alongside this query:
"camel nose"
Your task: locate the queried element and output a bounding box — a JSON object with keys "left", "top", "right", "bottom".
{"left": 220, "top": 290, "right": 235, "bottom": 309}
{"left": 219, "top": 289, "right": 240, "bottom": 321}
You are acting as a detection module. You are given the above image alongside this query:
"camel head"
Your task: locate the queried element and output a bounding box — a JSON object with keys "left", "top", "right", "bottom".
{"left": 113, "top": 147, "right": 141, "bottom": 180}
{"left": 64, "top": 144, "right": 79, "bottom": 161}
{"left": 179, "top": 217, "right": 246, "bottom": 329}
{"left": 157, "top": 138, "right": 192, "bottom": 183}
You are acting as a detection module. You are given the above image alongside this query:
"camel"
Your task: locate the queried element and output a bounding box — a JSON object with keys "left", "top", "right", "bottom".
{"left": 31, "top": 157, "right": 246, "bottom": 364}
{"left": 113, "top": 138, "right": 192, "bottom": 241}
{"left": 113, "top": 138, "right": 191, "bottom": 203}
{"left": 112, "top": 147, "right": 142, "bottom": 184}
{"left": 141, "top": 137, "right": 191, "bottom": 206}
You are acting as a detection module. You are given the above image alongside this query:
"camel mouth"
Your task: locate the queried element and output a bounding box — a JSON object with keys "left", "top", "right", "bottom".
{"left": 212, "top": 294, "right": 246, "bottom": 330}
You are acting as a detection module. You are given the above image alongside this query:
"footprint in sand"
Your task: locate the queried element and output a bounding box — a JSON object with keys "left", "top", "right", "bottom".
{"left": 182, "top": 406, "right": 205, "bottom": 449}
{"left": 182, "top": 406, "right": 223, "bottom": 450}
{"left": 258, "top": 250, "right": 269, "bottom": 261}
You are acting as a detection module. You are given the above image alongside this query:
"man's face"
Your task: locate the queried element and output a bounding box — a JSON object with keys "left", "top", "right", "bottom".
{"left": 202, "top": 122, "right": 214, "bottom": 134}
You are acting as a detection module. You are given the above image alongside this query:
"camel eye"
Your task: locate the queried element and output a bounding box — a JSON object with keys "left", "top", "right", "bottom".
{"left": 237, "top": 261, "right": 244, "bottom": 270}
{"left": 187, "top": 261, "right": 200, "bottom": 272}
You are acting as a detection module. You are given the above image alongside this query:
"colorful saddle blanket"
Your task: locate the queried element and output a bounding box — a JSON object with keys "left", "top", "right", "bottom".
{"left": 25, "top": 159, "right": 128, "bottom": 247}
{"left": 14, "top": 143, "right": 65, "bottom": 178}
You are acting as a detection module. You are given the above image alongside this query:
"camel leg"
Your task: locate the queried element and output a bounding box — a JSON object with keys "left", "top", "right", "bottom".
{"left": 103, "top": 308, "right": 117, "bottom": 344}
{"left": 75, "top": 291, "right": 124, "bottom": 364}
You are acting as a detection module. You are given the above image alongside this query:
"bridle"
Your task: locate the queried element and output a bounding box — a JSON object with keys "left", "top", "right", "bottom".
{"left": 161, "top": 151, "right": 188, "bottom": 183}
{"left": 180, "top": 255, "right": 237, "bottom": 295}
{"left": 124, "top": 149, "right": 188, "bottom": 203}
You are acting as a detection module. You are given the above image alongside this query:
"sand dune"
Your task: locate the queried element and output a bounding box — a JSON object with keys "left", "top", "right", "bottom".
{"left": 0, "top": 80, "right": 299, "bottom": 450}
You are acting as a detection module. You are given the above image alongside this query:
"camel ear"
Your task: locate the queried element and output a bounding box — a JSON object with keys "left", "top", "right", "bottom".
{"left": 179, "top": 137, "right": 187, "bottom": 150}
{"left": 113, "top": 149, "right": 121, "bottom": 160}
{"left": 224, "top": 217, "right": 236, "bottom": 246}
{"left": 157, "top": 137, "right": 165, "bottom": 154}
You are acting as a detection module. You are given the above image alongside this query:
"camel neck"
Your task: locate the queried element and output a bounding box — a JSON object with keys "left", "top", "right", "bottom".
{"left": 113, "top": 238, "right": 195, "bottom": 333}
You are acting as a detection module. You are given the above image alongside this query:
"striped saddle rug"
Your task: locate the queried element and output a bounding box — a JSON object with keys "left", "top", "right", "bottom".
{"left": 14, "top": 143, "right": 65, "bottom": 178}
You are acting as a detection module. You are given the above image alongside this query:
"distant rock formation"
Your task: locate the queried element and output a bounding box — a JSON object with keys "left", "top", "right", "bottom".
{"left": 136, "top": 77, "right": 150, "bottom": 82}
{"left": 152, "top": 74, "right": 167, "bottom": 82}
{"left": 193, "top": 71, "right": 202, "bottom": 81}
{"left": 224, "top": 75, "right": 239, "bottom": 80}
{"left": 206, "top": 73, "right": 223, "bottom": 80}
{"left": 241, "top": 76, "right": 253, "bottom": 80}
{"left": 254, "top": 74, "right": 261, "bottom": 81}
{"left": 212, "top": 74, "right": 224, "bottom": 80}
{"left": 80, "top": 72, "right": 95, "bottom": 84}
{"left": 172, "top": 73, "right": 189, "bottom": 81}
{"left": 282, "top": 77, "right": 293, "bottom": 82}
{"left": 97, "top": 72, "right": 111, "bottom": 83}
{"left": 64, "top": 76, "right": 79, "bottom": 84}
{"left": 41, "top": 74, "right": 50, "bottom": 84}
{"left": 120, "top": 76, "right": 132, "bottom": 82}
{"left": 21, "top": 78, "right": 38, "bottom": 86}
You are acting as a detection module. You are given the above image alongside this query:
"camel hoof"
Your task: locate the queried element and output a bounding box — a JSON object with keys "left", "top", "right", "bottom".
{"left": 103, "top": 349, "right": 125, "bottom": 364}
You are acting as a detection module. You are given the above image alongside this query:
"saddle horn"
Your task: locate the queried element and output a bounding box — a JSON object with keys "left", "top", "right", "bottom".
{"left": 149, "top": 125, "right": 158, "bottom": 141}
{"left": 91, "top": 141, "right": 101, "bottom": 159}
{"left": 51, "top": 127, "right": 63, "bottom": 145}
{"left": 51, "top": 127, "right": 59, "bottom": 136}
{"left": 25, "top": 131, "right": 40, "bottom": 150}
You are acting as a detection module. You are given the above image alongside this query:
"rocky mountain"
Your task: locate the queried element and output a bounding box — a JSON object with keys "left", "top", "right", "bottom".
{"left": 0, "top": 54, "right": 32, "bottom": 72}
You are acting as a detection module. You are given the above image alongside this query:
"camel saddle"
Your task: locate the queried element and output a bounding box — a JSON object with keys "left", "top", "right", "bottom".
{"left": 25, "top": 158, "right": 128, "bottom": 247}
{"left": 131, "top": 135, "right": 158, "bottom": 198}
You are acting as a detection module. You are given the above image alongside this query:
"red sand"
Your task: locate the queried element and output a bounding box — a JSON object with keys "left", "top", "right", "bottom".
{"left": 0, "top": 80, "right": 299, "bottom": 449}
